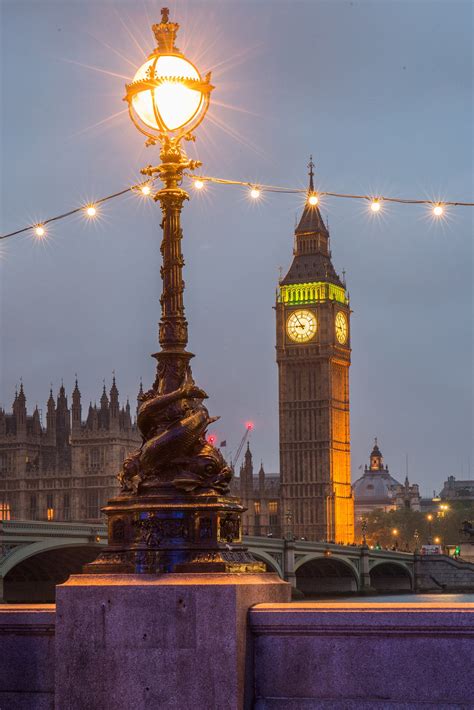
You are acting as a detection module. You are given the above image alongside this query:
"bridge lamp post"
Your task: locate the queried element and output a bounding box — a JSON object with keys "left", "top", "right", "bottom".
{"left": 86, "top": 8, "right": 263, "bottom": 575}
{"left": 413, "top": 529, "right": 420, "bottom": 553}
{"left": 426, "top": 514, "right": 434, "bottom": 543}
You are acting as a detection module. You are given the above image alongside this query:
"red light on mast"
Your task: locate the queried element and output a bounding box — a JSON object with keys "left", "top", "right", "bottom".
{"left": 245, "top": 421, "right": 254, "bottom": 431}
{"left": 208, "top": 435, "right": 216, "bottom": 445}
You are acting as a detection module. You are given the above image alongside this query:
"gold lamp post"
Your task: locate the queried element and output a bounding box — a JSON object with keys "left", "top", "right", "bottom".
{"left": 86, "top": 8, "right": 263, "bottom": 575}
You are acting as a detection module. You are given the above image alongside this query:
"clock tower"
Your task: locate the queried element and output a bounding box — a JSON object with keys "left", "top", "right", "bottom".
{"left": 276, "top": 160, "right": 354, "bottom": 543}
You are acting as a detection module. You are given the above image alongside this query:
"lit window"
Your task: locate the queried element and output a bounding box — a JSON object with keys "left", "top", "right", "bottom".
{"left": 254, "top": 501, "right": 261, "bottom": 514}
{"left": 0, "top": 502, "right": 11, "bottom": 520}
{"left": 268, "top": 501, "right": 278, "bottom": 514}
{"left": 46, "top": 494, "right": 54, "bottom": 520}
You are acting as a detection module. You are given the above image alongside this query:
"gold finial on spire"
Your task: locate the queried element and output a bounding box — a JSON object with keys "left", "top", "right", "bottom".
{"left": 308, "top": 154, "right": 315, "bottom": 192}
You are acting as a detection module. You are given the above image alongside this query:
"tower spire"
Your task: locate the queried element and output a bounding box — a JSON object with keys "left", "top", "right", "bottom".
{"left": 280, "top": 157, "right": 341, "bottom": 285}
{"left": 308, "top": 154, "right": 315, "bottom": 193}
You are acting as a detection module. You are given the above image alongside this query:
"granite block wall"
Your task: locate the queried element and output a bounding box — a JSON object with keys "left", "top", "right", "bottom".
{"left": 250, "top": 601, "right": 474, "bottom": 709}
{"left": 1, "top": 599, "right": 473, "bottom": 709}
{"left": 0, "top": 606, "right": 55, "bottom": 710}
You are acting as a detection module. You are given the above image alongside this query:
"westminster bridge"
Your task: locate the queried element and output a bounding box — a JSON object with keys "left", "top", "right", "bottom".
{"left": 0, "top": 520, "right": 417, "bottom": 601}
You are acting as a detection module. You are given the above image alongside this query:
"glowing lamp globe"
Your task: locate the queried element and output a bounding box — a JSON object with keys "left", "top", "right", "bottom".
{"left": 125, "top": 9, "right": 213, "bottom": 142}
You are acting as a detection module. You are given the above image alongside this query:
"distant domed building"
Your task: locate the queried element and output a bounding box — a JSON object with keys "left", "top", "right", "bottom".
{"left": 352, "top": 439, "right": 421, "bottom": 519}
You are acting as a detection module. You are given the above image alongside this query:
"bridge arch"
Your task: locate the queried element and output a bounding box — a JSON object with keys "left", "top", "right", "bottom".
{"left": 295, "top": 554, "right": 360, "bottom": 597}
{"left": 369, "top": 560, "right": 413, "bottom": 592}
{"left": 247, "top": 549, "right": 283, "bottom": 577}
{"left": 2, "top": 542, "right": 102, "bottom": 603}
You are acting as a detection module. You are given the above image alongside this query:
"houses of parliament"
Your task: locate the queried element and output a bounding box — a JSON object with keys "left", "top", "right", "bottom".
{"left": 0, "top": 163, "right": 355, "bottom": 542}
{"left": 0, "top": 379, "right": 140, "bottom": 522}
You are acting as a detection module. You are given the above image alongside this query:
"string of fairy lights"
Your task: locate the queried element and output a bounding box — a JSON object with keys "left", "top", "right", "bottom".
{"left": 1, "top": 173, "right": 473, "bottom": 242}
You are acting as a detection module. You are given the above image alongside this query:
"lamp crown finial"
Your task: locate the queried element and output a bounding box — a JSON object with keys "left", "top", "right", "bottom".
{"left": 153, "top": 8, "right": 180, "bottom": 53}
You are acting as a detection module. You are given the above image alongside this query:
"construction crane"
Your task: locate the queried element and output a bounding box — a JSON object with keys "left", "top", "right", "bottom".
{"left": 230, "top": 422, "right": 253, "bottom": 471}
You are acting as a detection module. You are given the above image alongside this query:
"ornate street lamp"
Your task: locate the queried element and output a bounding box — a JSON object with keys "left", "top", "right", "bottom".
{"left": 124, "top": 7, "right": 212, "bottom": 145}
{"left": 86, "top": 9, "right": 263, "bottom": 575}
{"left": 413, "top": 529, "right": 420, "bottom": 553}
{"left": 285, "top": 509, "right": 294, "bottom": 541}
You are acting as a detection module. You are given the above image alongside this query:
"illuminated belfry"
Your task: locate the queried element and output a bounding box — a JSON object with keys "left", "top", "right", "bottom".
{"left": 275, "top": 159, "right": 354, "bottom": 543}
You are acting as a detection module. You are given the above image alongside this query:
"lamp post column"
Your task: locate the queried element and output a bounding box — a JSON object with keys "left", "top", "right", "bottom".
{"left": 143, "top": 138, "right": 197, "bottom": 356}
{"left": 157, "top": 187, "right": 188, "bottom": 353}
{"left": 142, "top": 141, "right": 196, "bottom": 395}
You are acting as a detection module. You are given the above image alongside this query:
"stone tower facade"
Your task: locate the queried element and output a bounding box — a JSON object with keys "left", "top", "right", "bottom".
{"left": 0, "top": 379, "right": 140, "bottom": 522}
{"left": 275, "top": 162, "right": 354, "bottom": 543}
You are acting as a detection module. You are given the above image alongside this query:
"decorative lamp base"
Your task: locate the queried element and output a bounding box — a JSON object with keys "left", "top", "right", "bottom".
{"left": 84, "top": 492, "right": 265, "bottom": 575}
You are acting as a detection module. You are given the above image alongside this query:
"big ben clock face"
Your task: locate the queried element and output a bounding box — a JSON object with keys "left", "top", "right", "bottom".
{"left": 286, "top": 309, "right": 317, "bottom": 343}
{"left": 335, "top": 311, "right": 348, "bottom": 344}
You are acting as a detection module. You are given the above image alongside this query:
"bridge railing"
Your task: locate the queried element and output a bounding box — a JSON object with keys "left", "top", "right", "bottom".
{"left": 242, "top": 523, "right": 360, "bottom": 545}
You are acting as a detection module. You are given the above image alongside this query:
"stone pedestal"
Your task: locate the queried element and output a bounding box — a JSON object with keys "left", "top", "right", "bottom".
{"left": 55, "top": 573, "right": 290, "bottom": 710}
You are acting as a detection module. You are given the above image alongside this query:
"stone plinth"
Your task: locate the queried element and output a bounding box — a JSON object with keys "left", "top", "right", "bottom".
{"left": 55, "top": 573, "right": 290, "bottom": 710}
{"left": 250, "top": 601, "right": 474, "bottom": 708}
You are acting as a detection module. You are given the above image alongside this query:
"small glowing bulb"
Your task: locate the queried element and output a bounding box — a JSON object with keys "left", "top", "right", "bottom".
{"left": 370, "top": 199, "right": 381, "bottom": 213}
{"left": 194, "top": 179, "right": 204, "bottom": 190}
{"left": 250, "top": 187, "right": 260, "bottom": 199}
{"left": 141, "top": 185, "right": 151, "bottom": 196}
{"left": 86, "top": 205, "right": 97, "bottom": 218}
{"left": 308, "top": 193, "right": 319, "bottom": 206}
{"left": 35, "top": 225, "right": 45, "bottom": 238}
{"left": 433, "top": 203, "right": 443, "bottom": 216}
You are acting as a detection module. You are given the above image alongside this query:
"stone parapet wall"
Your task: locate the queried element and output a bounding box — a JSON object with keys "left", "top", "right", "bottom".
{"left": 0, "top": 605, "right": 55, "bottom": 710}
{"left": 250, "top": 601, "right": 474, "bottom": 709}
{"left": 1, "top": 599, "right": 473, "bottom": 708}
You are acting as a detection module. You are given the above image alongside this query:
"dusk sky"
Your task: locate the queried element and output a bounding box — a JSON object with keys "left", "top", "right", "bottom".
{"left": 1, "top": 0, "right": 472, "bottom": 496}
